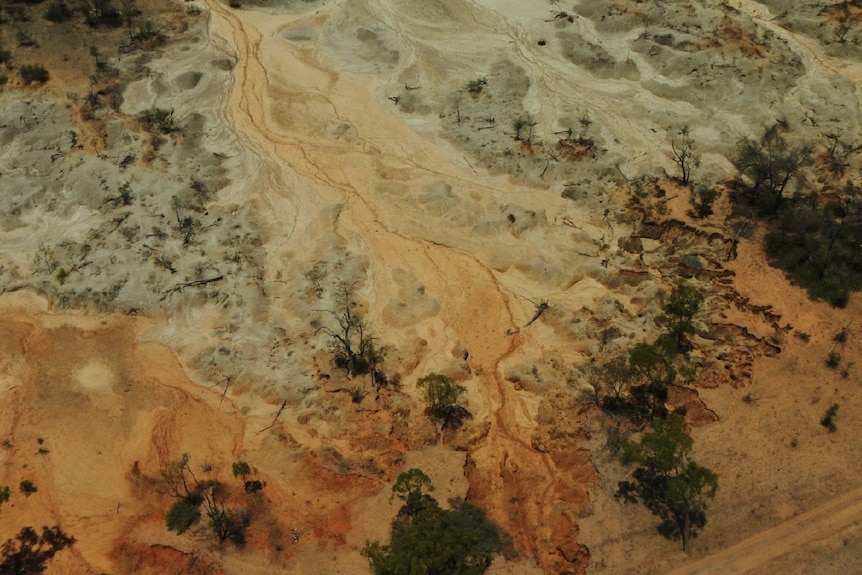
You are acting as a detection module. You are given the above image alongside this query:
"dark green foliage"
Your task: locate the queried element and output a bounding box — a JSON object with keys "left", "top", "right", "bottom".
{"left": 0, "top": 487, "right": 9, "bottom": 508}
{"left": 417, "top": 373, "right": 471, "bottom": 430}
{"left": 730, "top": 124, "right": 862, "bottom": 306}
{"left": 0, "top": 526, "right": 75, "bottom": 575}
{"left": 826, "top": 351, "right": 841, "bottom": 369}
{"left": 834, "top": 327, "right": 848, "bottom": 344}
{"left": 16, "top": 30, "right": 38, "bottom": 47}
{"left": 689, "top": 183, "right": 719, "bottom": 218}
{"left": 161, "top": 453, "right": 248, "bottom": 545}
{"left": 657, "top": 281, "right": 704, "bottom": 351}
{"left": 18, "top": 480, "right": 37, "bottom": 497}
{"left": 363, "top": 471, "right": 506, "bottom": 575}
{"left": 618, "top": 415, "right": 718, "bottom": 551}
{"left": 19, "top": 64, "right": 49, "bottom": 84}
{"left": 628, "top": 338, "right": 676, "bottom": 417}
{"left": 594, "top": 337, "right": 679, "bottom": 421}
{"left": 231, "top": 461, "right": 251, "bottom": 479}
{"left": 764, "top": 199, "right": 861, "bottom": 307}
{"left": 594, "top": 355, "right": 630, "bottom": 411}
{"left": 0, "top": 48, "right": 11, "bottom": 65}
{"left": 512, "top": 117, "right": 528, "bottom": 141}
{"left": 81, "top": 0, "right": 123, "bottom": 27}
{"left": 118, "top": 182, "right": 132, "bottom": 205}
{"left": 821, "top": 403, "right": 839, "bottom": 432}
{"left": 391, "top": 468, "right": 436, "bottom": 516}
{"left": 44, "top": 0, "right": 73, "bottom": 22}
{"left": 166, "top": 498, "right": 201, "bottom": 534}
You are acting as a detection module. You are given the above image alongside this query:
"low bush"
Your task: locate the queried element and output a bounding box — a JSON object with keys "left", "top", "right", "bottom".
{"left": 820, "top": 403, "right": 839, "bottom": 432}
{"left": 44, "top": 0, "right": 73, "bottom": 22}
{"left": 20, "top": 64, "right": 49, "bottom": 84}
{"left": 166, "top": 498, "right": 201, "bottom": 534}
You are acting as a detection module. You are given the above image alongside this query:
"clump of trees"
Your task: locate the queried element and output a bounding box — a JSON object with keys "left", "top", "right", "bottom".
{"left": 591, "top": 281, "right": 704, "bottom": 421}
{"left": 161, "top": 453, "right": 249, "bottom": 545}
{"left": 232, "top": 461, "right": 263, "bottom": 493}
{"left": 584, "top": 280, "right": 718, "bottom": 551}
{"left": 730, "top": 123, "right": 861, "bottom": 307}
{"left": 417, "top": 373, "right": 472, "bottom": 430}
{"left": 362, "top": 468, "right": 507, "bottom": 575}
{"left": 140, "top": 107, "right": 179, "bottom": 134}
{"left": 764, "top": 194, "right": 861, "bottom": 307}
{"left": 617, "top": 415, "right": 718, "bottom": 551}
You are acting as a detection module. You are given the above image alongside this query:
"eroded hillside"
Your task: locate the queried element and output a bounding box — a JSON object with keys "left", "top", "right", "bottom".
{"left": 0, "top": 0, "right": 860, "bottom": 573}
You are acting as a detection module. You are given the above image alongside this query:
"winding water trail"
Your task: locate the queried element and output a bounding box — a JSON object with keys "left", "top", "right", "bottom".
{"left": 202, "top": 0, "right": 587, "bottom": 570}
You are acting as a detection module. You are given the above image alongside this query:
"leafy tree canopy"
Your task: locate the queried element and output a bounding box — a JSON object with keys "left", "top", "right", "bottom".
{"left": 417, "top": 373, "right": 471, "bottom": 430}
{"left": 364, "top": 469, "right": 507, "bottom": 575}
{"left": 618, "top": 415, "right": 718, "bottom": 551}
{"left": 657, "top": 281, "right": 704, "bottom": 350}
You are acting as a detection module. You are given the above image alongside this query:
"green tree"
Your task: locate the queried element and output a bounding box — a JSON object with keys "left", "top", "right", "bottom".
{"left": 618, "top": 415, "right": 718, "bottom": 551}
{"left": 657, "top": 281, "right": 704, "bottom": 351}
{"left": 166, "top": 498, "right": 201, "bottom": 534}
{"left": 18, "top": 480, "right": 37, "bottom": 497}
{"left": 391, "top": 468, "right": 435, "bottom": 516}
{"left": 689, "top": 183, "right": 719, "bottom": 218}
{"left": 821, "top": 403, "right": 839, "bottom": 432}
{"left": 592, "top": 355, "right": 631, "bottom": 412}
{"left": 363, "top": 470, "right": 506, "bottom": 575}
{"left": 417, "top": 373, "right": 471, "bottom": 430}
{"left": 232, "top": 461, "right": 251, "bottom": 480}
{"left": 628, "top": 339, "right": 676, "bottom": 419}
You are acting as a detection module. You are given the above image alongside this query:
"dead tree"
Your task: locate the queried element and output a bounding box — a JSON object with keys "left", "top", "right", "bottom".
{"left": 316, "top": 286, "right": 386, "bottom": 381}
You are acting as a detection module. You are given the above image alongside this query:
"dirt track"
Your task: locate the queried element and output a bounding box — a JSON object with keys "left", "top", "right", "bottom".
{"left": 668, "top": 484, "right": 862, "bottom": 575}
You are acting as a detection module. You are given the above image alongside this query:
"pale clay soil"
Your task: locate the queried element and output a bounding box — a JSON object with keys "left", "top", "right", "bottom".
{"left": 0, "top": 0, "right": 861, "bottom": 574}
